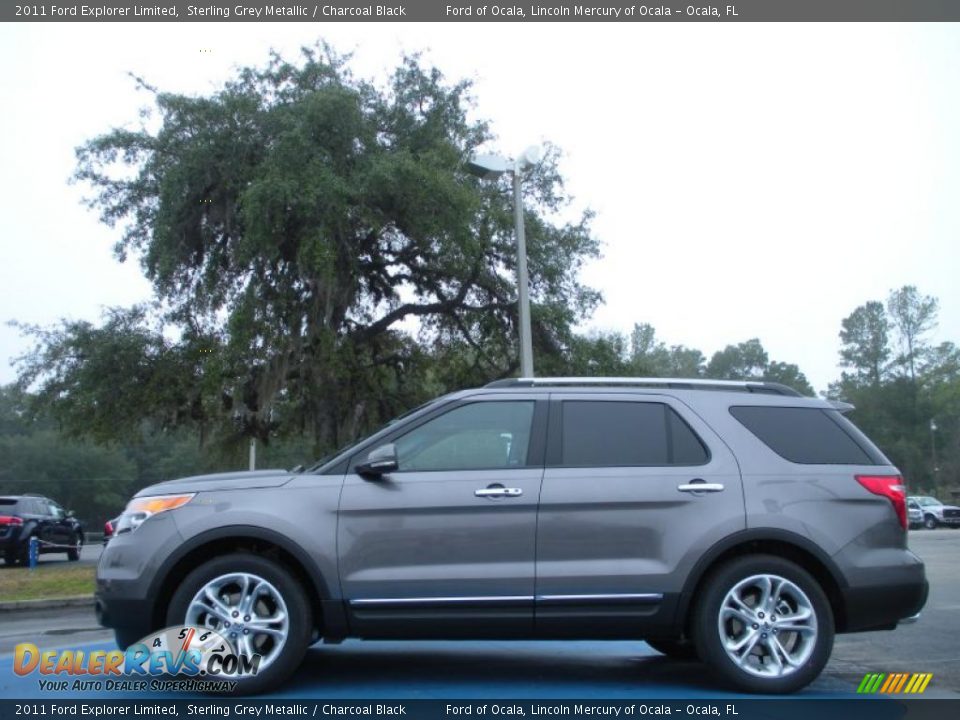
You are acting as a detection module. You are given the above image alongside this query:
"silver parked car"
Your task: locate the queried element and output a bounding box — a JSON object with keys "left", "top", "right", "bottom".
{"left": 909, "top": 495, "right": 960, "bottom": 529}
{"left": 96, "top": 377, "right": 927, "bottom": 694}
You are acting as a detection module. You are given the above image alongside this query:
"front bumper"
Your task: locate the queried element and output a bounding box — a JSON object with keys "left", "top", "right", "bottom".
{"left": 94, "top": 513, "right": 184, "bottom": 641}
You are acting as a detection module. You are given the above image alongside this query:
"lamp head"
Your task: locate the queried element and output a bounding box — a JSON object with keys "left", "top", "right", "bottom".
{"left": 465, "top": 153, "right": 512, "bottom": 180}
{"left": 517, "top": 145, "right": 544, "bottom": 170}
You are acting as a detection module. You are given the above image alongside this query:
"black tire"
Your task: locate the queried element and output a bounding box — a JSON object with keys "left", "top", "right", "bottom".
{"left": 114, "top": 628, "right": 145, "bottom": 650}
{"left": 692, "top": 554, "right": 834, "bottom": 694}
{"left": 3, "top": 552, "right": 17, "bottom": 566}
{"left": 924, "top": 515, "right": 938, "bottom": 530}
{"left": 645, "top": 637, "right": 699, "bottom": 661}
{"left": 166, "top": 553, "right": 312, "bottom": 695}
{"left": 67, "top": 533, "right": 82, "bottom": 562}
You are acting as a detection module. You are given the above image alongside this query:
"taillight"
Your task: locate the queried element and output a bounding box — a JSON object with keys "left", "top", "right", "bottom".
{"left": 104, "top": 520, "right": 113, "bottom": 536}
{"left": 0, "top": 515, "right": 24, "bottom": 526}
{"left": 857, "top": 474, "right": 907, "bottom": 530}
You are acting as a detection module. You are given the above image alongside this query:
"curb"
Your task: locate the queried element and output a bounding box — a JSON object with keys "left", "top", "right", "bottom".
{"left": 0, "top": 595, "right": 95, "bottom": 612}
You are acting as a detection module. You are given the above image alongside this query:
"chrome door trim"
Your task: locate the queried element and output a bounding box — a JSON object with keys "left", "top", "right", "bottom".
{"left": 350, "top": 596, "right": 532, "bottom": 608}
{"left": 350, "top": 592, "right": 663, "bottom": 607}
{"left": 536, "top": 593, "right": 663, "bottom": 604}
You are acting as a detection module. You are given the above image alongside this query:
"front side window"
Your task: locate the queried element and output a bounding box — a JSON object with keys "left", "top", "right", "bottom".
{"left": 394, "top": 401, "right": 535, "bottom": 472}
{"left": 559, "top": 401, "right": 709, "bottom": 467}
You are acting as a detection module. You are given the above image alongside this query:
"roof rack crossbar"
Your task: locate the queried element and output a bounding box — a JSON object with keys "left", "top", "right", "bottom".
{"left": 484, "top": 377, "right": 803, "bottom": 397}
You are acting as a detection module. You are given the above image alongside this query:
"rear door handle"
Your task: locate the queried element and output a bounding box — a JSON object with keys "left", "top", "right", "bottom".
{"left": 677, "top": 482, "right": 725, "bottom": 493}
{"left": 475, "top": 487, "right": 523, "bottom": 498}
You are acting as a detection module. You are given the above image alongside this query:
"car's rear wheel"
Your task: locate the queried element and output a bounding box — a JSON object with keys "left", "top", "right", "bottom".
{"left": 645, "top": 637, "right": 699, "bottom": 660}
{"left": 924, "top": 515, "right": 938, "bottom": 530}
{"left": 693, "top": 555, "right": 833, "bottom": 694}
{"left": 17, "top": 538, "right": 32, "bottom": 566}
{"left": 167, "top": 553, "right": 312, "bottom": 695}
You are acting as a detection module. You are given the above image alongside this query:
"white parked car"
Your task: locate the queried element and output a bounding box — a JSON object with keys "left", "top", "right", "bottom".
{"left": 908, "top": 495, "right": 960, "bottom": 529}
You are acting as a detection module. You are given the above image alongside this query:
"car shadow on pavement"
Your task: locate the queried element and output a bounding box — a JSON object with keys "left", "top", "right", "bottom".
{"left": 275, "top": 640, "right": 852, "bottom": 699}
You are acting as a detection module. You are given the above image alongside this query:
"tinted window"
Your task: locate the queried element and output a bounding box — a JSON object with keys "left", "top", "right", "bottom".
{"left": 0, "top": 499, "right": 17, "bottom": 507}
{"left": 560, "top": 401, "right": 708, "bottom": 467}
{"left": 730, "top": 406, "right": 882, "bottom": 465}
{"left": 395, "top": 401, "right": 535, "bottom": 472}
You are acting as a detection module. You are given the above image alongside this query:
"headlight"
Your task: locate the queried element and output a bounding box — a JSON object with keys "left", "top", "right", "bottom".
{"left": 116, "top": 493, "right": 195, "bottom": 534}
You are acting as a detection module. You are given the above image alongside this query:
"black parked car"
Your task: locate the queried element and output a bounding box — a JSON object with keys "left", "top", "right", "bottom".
{"left": 0, "top": 495, "right": 85, "bottom": 565}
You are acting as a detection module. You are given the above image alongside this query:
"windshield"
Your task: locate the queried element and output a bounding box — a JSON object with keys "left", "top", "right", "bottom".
{"left": 918, "top": 497, "right": 942, "bottom": 507}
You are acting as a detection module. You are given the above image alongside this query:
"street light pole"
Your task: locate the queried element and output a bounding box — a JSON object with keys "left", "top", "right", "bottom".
{"left": 930, "top": 419, "right": 938, "bottom": 485}
{"left": 466, "top": 146, "right": 543, "bottom": 378}
{"left": 512, "top": 164, "right": 534, "bottom": 378}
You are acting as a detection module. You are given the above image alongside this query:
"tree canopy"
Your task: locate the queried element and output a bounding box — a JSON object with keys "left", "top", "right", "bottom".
{"left": 20, "top": 47, "right": 600, "bottom": 454}
{"left": 828, "top": 286, "right": 960, "bottom": 490}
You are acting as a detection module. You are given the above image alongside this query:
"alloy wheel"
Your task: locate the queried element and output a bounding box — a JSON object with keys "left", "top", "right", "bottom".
{"left": 184, "top": 572, "right": 290, "bottom": 671}
{"left": 717, "top": 573, "right": 818, "bottom": 678}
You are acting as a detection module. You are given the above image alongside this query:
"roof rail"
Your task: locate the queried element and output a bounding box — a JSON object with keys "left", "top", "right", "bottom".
{"left": 484, "top": 377, "right": 804, "bottom": 397}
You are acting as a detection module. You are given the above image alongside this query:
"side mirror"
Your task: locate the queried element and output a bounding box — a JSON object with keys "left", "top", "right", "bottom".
{"left": 66, "top": 510, "right": 75, "bottom": 518}
{"left": 356, "top": 443, "right": 399, "bottom": 478}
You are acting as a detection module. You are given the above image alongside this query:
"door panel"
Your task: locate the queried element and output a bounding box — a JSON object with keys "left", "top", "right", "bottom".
{"left": 338, "top": 397, "right": 546, "bottom": 638}
{"left": 535, "top": 394, "right": 745, "bottom": 637}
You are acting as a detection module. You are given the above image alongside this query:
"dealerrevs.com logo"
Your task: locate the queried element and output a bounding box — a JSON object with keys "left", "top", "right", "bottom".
{"left": 13, "top": 626, "right": 260, "bottom": 693}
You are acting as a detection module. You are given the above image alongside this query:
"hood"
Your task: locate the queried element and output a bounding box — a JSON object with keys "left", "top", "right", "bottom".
{"left": 137, "top": 470, "right": 294, "bottom": 496}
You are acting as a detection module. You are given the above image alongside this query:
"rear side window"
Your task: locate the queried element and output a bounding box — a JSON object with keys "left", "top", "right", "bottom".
{"left": 560, "top": 401, "right": 709, "bottom": 467}
{"left": 730, "top": 406, "right": 886, "bottom": 465}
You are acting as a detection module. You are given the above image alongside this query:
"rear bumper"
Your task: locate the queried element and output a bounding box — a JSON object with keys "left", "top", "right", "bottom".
{"left": 840, "top": 576, "right": 928, "bottom": 632}
{"left": 0, "top": 535, "right": 26, "bottom": 554}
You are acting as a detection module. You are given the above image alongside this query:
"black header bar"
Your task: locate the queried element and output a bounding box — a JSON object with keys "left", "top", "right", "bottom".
{"left": 5, "top": 0, "right": 960, "bottom": 23}
{"left": 0, "top": 699, "right": 958, "bottom": 720}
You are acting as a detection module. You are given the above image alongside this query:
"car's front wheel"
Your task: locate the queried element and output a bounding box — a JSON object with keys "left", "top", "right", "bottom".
{"left": 67, "top": 533, "right": 82, "bottom": 561}
{"left": 166, "top": 553, "right": 312, "bottom": 695}
{"left": 924, "top": 515, "right": 938, "bottom": 530}
{"left": 693, "top": 555, "right": 834, "bottom": 694}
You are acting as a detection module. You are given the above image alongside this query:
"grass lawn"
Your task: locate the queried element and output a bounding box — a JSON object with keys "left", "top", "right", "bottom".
{"left": 0, "top": 564, "right": 95, "bottom": 602}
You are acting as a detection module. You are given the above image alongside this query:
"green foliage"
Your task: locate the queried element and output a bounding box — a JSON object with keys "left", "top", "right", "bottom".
{"left": 0, "top": 430, "right": 134, "bottom": 527}
{"left": 828, "top": 287, "right": 959, "bottom": 493}
{"left": 887, "top": 286, "right": 939, "bottom": 383}
{"left": 27, "top": 46, "right": 599, "bottom": 455}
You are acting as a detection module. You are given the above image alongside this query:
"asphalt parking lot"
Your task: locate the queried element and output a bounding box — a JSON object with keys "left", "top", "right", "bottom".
{"left": 1, "top": 529, "right": 957, "bottom": 699}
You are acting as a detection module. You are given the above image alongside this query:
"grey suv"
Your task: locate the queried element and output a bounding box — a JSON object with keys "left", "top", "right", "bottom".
{"left": 96, "top": 378, "right": 928, "bottom": 694}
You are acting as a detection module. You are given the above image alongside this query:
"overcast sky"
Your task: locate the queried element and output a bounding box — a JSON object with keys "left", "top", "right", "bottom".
{"left": 1, "top": 22, "right": 958, "bottom": 393}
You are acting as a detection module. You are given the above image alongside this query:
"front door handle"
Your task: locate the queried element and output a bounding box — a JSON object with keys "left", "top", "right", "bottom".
{"left": 677, "top": 481, "right": 725, "bottom": 494}
{"left": 475, "top": 486, "right": 523, "bottom": 498}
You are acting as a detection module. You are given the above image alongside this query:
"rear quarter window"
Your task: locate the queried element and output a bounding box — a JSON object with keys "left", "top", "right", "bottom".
{"left": 729, "top": 406, "right": 886, "bottom": 465}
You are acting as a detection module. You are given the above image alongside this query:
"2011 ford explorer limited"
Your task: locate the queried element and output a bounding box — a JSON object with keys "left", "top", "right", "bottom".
{"left": 96, "top": 377, "right": 928, "bottom": 694}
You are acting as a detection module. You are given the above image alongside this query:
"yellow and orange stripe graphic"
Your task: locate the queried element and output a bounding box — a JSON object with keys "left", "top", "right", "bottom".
{"left": 857, "top": 672, "right": 933, "bottom": 694}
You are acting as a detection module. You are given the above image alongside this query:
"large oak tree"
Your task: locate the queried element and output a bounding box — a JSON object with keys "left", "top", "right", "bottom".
{"left": 18, "top": 47, "right": 600, "bottom": 454}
